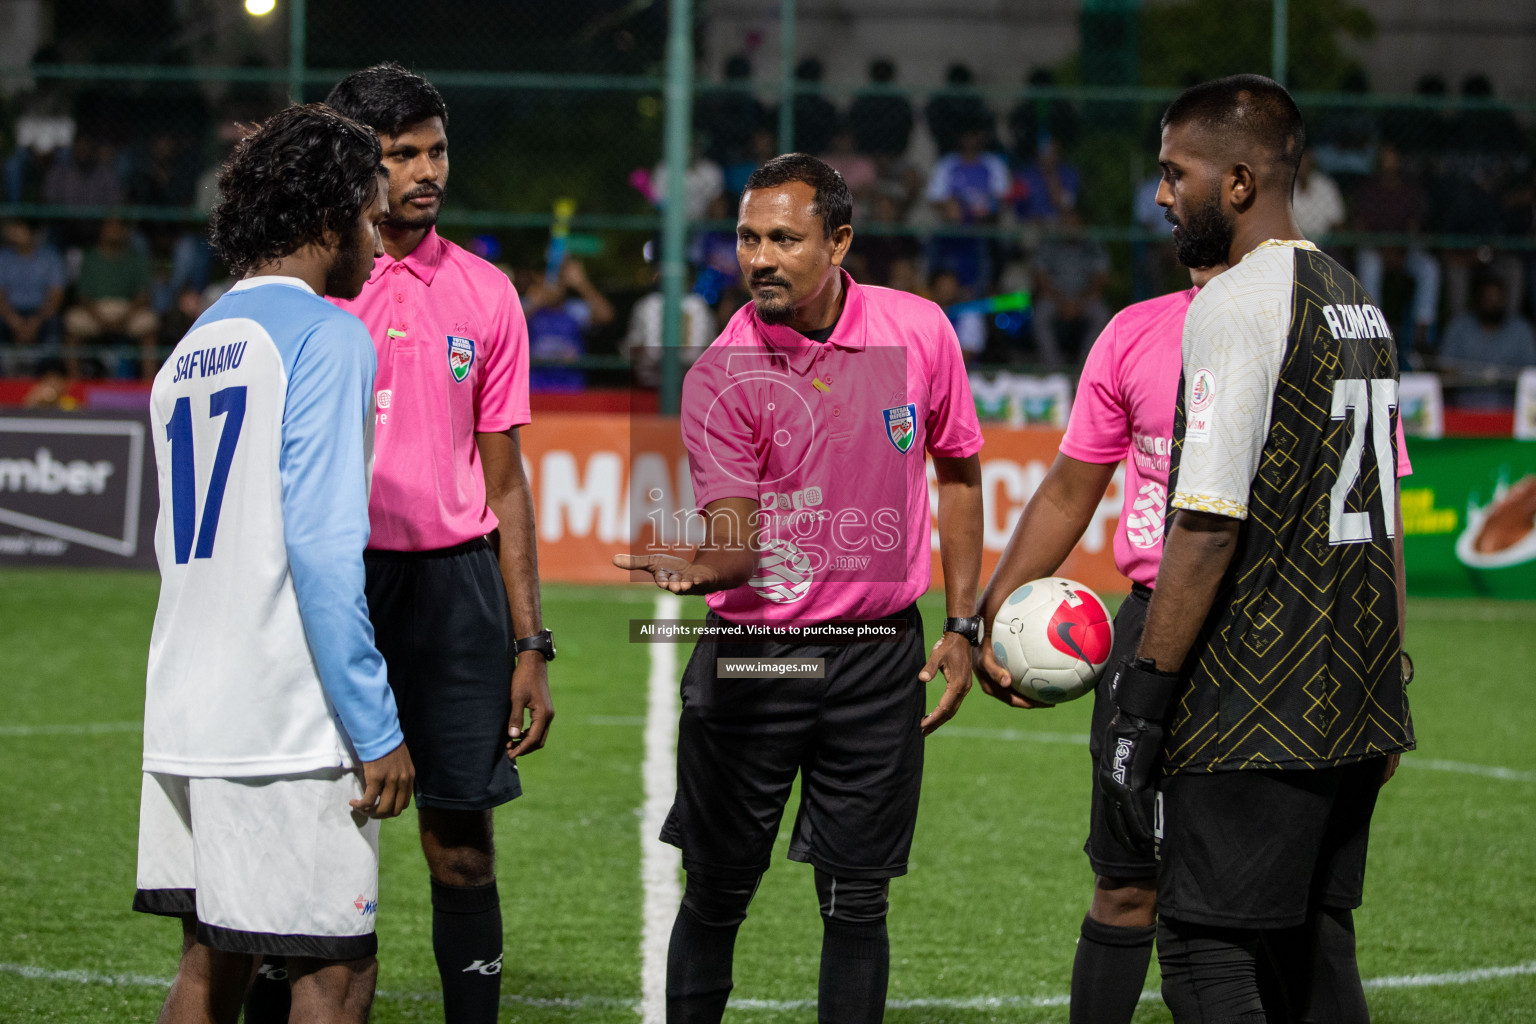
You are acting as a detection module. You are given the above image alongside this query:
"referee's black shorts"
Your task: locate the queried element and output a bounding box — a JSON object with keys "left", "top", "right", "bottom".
{"left": 1084, "top": 583, "right": 1157, "bottom": 879}
{"left": 661, "top": 604, "right": 926, "bottom": 881}
{"left": 364, "top": 537, "right": 522, "bottom": 811}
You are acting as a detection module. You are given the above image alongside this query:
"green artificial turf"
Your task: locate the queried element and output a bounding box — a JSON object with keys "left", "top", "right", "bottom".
{"left": 1, "top": 571, "right": 1533, "bottom": 1022}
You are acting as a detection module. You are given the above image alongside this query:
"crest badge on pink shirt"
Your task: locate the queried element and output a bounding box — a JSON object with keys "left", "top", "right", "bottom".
{"left": 882, "top": 403, "right": 917, "bottom": 454}
{"left": 448, "top": 336, "right": 475, "bottom": 382}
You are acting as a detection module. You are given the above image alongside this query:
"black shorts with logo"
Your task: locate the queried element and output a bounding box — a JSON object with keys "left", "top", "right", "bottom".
{"left": 1084, "top": 583, "right": 1157, "bottom": 879}
{"left": 1156, "top": 757, "right": 1387, "bottom": 930}
{"left": 364, "top": 537, "right": 521, "bottom": 811}
{"left": 662, "top": 604, "right": 926, "bottom": 881}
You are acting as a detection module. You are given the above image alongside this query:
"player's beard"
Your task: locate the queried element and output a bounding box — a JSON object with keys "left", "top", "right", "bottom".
{"left": 384, "top": 184, "right": 444, "bottom": 232}
{"left": 1168, "top": 191, "right": 1233, "bottom": 269}
{"left": 751, "top": 276, "right": 796, "bottom": 324}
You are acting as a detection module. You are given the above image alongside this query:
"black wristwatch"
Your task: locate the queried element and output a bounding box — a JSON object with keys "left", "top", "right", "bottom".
{"left": 943, "top": 615, "right": 984, "bottom": 647}
{"left": 513, "top": 628, "right": 556, "bottom": 662}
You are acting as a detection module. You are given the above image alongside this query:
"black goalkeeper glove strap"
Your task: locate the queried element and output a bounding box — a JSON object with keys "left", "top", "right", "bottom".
{"left": 1098, "top": 658, "right": 1182, "bottom": 858}
{"left": 1111, "top": 657, "right": 1181, "bottom": 720}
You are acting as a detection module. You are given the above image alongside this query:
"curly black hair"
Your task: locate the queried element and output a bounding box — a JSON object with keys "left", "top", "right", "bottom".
{"left": 325, "top": 62, "right": 448, "bottom": 136}
{"left": 208, "top": 103, "right": 382, "bottom": 277}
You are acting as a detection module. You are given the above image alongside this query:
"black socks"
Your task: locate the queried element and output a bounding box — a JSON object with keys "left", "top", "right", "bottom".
{"left": 431, "top": 878, "right": 503, "bottom": 1023}
{"left": 818, "top": 917, "right": 889, "bottom": 1024}
{"left": 1070, "top": 914, "right": 1156, "bottom": 1024}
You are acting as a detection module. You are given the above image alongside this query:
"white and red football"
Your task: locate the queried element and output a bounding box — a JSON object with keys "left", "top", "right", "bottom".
{"left": 989, "top": 577, "right": 1115, "bottom": 704}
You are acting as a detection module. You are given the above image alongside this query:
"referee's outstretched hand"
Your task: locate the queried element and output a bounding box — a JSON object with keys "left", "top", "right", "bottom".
{"left": 919, "top": 632, "right": 974, "bottom": 735}
{"left": 352, "top": 741, "right": 415, "bottom": 819}
{"left": 613, "top": 553, "right": 721, "bottom": 594}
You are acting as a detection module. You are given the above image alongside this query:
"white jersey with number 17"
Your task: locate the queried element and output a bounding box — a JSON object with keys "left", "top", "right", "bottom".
{"left": 143, "top": 276, "right": 402, "bottom": 778}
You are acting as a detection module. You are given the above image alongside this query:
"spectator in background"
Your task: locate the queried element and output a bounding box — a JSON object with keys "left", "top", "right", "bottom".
{"left": 821, "top": 122, "right": 878, "bottom": 212}
{"left": 652, "top": 138, "right": 725, "bottom": 222}
{"left": 1451, "top": 74, "right": 1524, "bottom": 166}
{"left": 697, "top": 54, "right": 769, "bottom": 169}
{"left": 929, "top": 268, "right": 987, "bottom": 361}
{"left": 1293, "top": 150, "right": 1347, "bottom": 244}
{"left": 4, "top": 107, "right": 73, "bottom": 204}
{"left": 63, "top": 217, "right": 158, "bottom": 379}
{"left": 123, "top": 131, "right": 201, "bottom": 207}
{"left": 0, "top": 219, "right": 66, "bottom": 376}
{"left": 1131, "top": 167, "right": 1181, "bottom": 301}
{"left": 925, "top": 120, "right": 1010, "bottom": 295}
{"left": 926, "top": 63, "right": 995, "bottom": 157}
{"left": 871, "top": 150, "right": 923, "bottom": 223}
{"left": 1439, "top": 74, "right": 1527, "bottom": 317}
{"left": 43, "top": 134, "right": 121, "bottom": 206}
{"left": 689, "top": 194, "right": 741, "bottom": 305}
{"left": 625, "top": 270, "right": 714, "bottom": 389}
{"left": 1010, "top": 137, "right": 1080, "bottom": 227}
{"left": 1437, "top": 271, "right": 1536, "bottom": 408}
{"left": 849, "top": 58, "right": 913, "bottom": 158}
{"left": 789, "top": 58, "right": 839, "bottom": 156}
{"left": 1031, "top": 207, "right": 1109, "bottom": 367}
{"left": 1352, "top": 143, "right": 1439, "bottom": 358}
{"left": 518, "top": 258, "right": 614, "bottom": 393}
{"left": 44, "top": 133, "right": 124, "bottom": 249}
{"left": 886, "top": 254, "right": 924, "bottom": 297}
{"left": 1007, "top": 68, "right": 1078, "bottom": 160}
{"left": 1311, "top": 67, "right": 1378, "bottom": 195}
{"left": 847, "top": 186, "right": 921, "bottom": 288}
{"left": 723, "top": 126, "right": 776, "bottom": 200}
{"left": 1384, "top": 74, "right": 1449, "bottom": 161}
{"left": 146, "top": 221, "right": 213, "bottom": 351}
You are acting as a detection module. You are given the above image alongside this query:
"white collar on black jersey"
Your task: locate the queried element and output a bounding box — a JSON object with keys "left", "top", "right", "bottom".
{"left": 229, "top": 275, "right": 317, "bottom": 295}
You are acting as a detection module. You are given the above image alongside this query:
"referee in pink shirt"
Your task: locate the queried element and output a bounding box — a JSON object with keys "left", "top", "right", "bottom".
{"left": 254, "top": 65, "right": 547, "bottom": 1024}
{"left": 616, "top": 154, "right": 984, "bottom": 1024}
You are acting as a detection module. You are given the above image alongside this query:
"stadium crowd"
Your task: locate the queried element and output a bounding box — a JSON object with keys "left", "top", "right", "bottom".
{"left": 2, "top": 60, "right": 1535, "bottom": 410}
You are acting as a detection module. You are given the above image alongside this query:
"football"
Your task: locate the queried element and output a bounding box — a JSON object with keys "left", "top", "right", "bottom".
{"left": 989, "top": 577, "right": 1115, "bottom": 703}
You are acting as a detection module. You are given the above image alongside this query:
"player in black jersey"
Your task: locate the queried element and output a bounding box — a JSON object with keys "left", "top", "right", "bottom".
{"left": 1098, "top": 75, "right": 1414, "bottom": 1023}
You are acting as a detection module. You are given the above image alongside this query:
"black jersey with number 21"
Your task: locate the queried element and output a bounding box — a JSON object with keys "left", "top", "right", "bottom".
{"left": 1163, "top": 240, "right": 1414, "bottom": 774}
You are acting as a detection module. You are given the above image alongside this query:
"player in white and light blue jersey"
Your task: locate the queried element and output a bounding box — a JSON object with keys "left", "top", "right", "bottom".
{"left": 133, "top": 104, "right": 411, "bottom": 1024}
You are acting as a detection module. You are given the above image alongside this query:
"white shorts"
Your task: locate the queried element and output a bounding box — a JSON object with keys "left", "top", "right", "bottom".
{"left": 133, "top": 769, "right": 381, "bottom": 960}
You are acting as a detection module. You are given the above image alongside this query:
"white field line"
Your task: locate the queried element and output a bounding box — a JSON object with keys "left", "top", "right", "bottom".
{"left": 936, "top": 726, "right": 1090, "bottom": 745}
{"left": 1409, "top": 759, "right": 1536, "bottom": 783}
{"left": 5, "top": 959, "right": 1534, "bottom": 1011}
{"left": 0, "top": 721, "right": 142, "bottom": 737}
{"left": 639, "top": 592, "right": 683, "bottom": 1024}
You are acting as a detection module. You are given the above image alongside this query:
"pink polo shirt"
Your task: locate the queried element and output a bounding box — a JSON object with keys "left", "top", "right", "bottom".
{"left": 682, "top": 271, "right": 983, "bottom": 626}
{"left": 331, "top": 229, "right": 530, "bottom": 551}
{"left": 1062, "top": 286, "right": 1412, "bottom": 590}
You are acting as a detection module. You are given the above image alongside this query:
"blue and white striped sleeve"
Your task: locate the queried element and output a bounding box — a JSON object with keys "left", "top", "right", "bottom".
{"left": 279, "top": 310, "right": 403, "bottom": 762}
